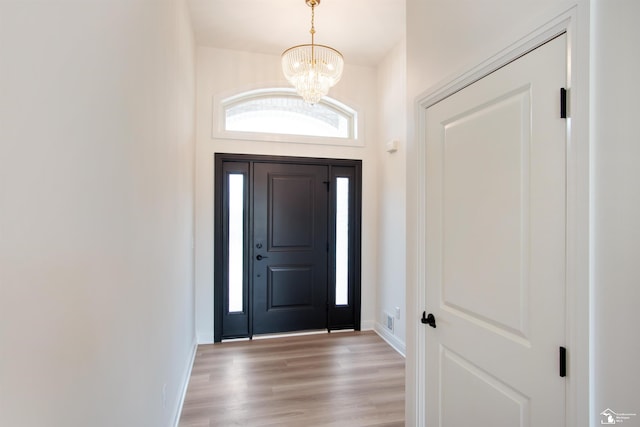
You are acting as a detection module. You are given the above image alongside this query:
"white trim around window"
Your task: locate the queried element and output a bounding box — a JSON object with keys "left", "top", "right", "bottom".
{"left": 212, "top": 88, "right": 363, "bottom": 147}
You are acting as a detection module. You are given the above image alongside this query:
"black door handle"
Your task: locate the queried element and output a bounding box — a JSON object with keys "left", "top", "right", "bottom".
{"left": 256, "top": 254, "right": 269, "bottom": 261}
{"left": 421, "top": 311, "right": 436, "bottom": 328}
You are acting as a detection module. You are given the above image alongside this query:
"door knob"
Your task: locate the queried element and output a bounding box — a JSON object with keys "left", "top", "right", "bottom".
{"left": 421, "top": 311, "right": 436, "bottom": 328}
{"left": 256, "top": 254, "right": 269, "bottom": 261}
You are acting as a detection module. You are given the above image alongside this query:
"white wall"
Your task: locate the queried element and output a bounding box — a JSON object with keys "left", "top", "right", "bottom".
{"left": 194, "top": 47, "right": 379, "bottom": 342}
{"left": 592, "top": 0, "right": 640, "bottom": 420}
{"left": 375, "top": 39, "right": 407, "bottom": 354}
{"left": 0, "top": 1, "right": 196, "bottom": 426}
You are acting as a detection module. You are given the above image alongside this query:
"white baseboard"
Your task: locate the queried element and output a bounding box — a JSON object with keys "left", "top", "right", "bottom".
{"left": 173, "top": 340, "right": 198, "bottom": 427}
{"left": 374, "top": 322, "right": 406, "bottom": 357}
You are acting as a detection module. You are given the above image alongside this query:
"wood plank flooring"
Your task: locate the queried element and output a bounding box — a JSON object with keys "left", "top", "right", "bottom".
{"left": 179, "top": 331, "right": 405, "bottom": 427}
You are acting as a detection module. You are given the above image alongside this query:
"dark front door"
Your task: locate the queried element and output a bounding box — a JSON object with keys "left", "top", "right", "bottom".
{"left": 214, "top": 154, "right": 361, "bottom": 342}
{"left": 252, "top": 162, "right": 328, "bottom": 334}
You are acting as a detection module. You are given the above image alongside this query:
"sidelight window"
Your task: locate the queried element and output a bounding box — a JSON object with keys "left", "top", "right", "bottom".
{"left": 335, "top": 177, "right": 350, "bottom": 306}
{"left": 227, "top": 173, "right": 244, "bottom": 313}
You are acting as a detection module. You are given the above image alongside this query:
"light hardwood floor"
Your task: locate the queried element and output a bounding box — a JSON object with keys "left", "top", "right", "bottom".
{"left": 179, "top": 331, "right": 405, "bottom": 427}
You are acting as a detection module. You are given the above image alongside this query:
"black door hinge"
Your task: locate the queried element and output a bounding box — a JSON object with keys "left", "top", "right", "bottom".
{"left": 559, "top": 346, "right": 567, "bottom": 377}
{"left": 560, "top": 88, "right": 568, "bottom": 119}
{"left": 323, "top": 180, "right": 330, "bottom": 191}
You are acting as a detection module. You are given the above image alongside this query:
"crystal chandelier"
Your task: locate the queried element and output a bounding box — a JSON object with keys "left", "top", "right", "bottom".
{"left": 282, "top": 0, "right": 344, "bottom": 104}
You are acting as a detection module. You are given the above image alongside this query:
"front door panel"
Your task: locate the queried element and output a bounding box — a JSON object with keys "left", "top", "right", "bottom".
{"left": 253, "top": 162, "right": 329, "bottom": 334}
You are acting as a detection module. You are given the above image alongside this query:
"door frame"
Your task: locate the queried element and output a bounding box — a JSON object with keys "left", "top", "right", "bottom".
{"left": 214, "top": 153, "right": 363, "bottom": 342}
{"left": 407, "top": 6, "right": 590, "bottom": 427}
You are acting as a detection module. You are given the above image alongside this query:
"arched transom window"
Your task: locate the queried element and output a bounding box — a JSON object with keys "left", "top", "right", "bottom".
{"left": 215, "top": 89, "right": 359, "bottom": 145}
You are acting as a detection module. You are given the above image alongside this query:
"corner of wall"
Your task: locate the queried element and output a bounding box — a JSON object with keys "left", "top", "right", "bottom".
{"left": 172, "top": 340, "right": 198, "bottom": 427}
{"left": 374, "top": 322, "right": 406, "bottom": 357}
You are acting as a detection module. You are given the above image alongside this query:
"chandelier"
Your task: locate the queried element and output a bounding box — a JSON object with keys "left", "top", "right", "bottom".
{"left": 281, "top": 0, "right": 344, "bottom": 104}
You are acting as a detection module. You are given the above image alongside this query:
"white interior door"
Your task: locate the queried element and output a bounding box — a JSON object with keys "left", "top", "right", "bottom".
{"left": 423, "top": 34, "right": 567, "bottom": 426}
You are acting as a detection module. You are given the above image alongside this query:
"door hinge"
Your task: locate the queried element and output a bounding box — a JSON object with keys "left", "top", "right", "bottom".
{"left": 323, "top": 180, "right": 330, "bottom": 192}
{"left": 560, "top": 88, "right": 568, "bottom": 119}
{"left": 559, "top": 346, "right": 567, "bottom": 377}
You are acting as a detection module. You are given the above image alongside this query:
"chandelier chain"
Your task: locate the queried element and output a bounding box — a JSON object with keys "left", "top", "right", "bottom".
{"left": 309, "top": 1, "right": 316, "bottom": 63}
{"left": 310, "top": 2, "right": 316, "bottom": 45}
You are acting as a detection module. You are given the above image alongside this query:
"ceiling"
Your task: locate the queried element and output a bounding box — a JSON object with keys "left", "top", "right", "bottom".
{"left": 186, "top": 0, "right": 406, "bottom": 67}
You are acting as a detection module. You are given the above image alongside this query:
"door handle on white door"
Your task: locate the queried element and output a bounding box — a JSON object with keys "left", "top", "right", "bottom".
{"left": 421, "top": 311, "right": 436, "bottom": 328}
